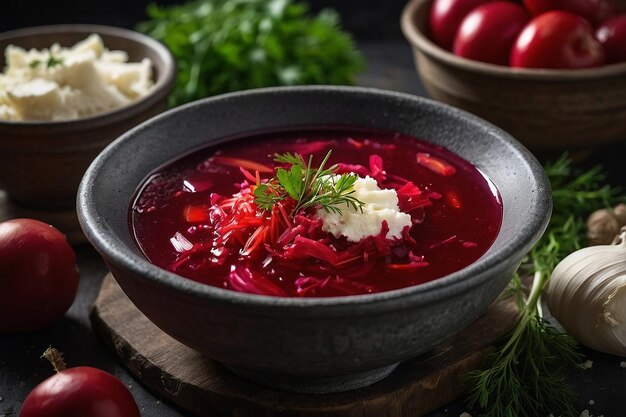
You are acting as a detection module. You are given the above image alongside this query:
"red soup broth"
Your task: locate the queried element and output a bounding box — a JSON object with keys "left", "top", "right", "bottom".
{"left": 130, "top": 129, "right": 503, "bottom": 297}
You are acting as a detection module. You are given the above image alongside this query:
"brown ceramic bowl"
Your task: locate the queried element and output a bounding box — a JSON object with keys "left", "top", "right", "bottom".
{"left": 401, "top": 0, "right": 626, "bottom": 152}
{"left": 0, "top": 24, "right": 175, "bottom": 209}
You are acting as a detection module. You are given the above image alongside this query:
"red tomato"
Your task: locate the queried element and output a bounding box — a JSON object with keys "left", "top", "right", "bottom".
{"left": 19, "top": 366, "right": 140, "bottom": 417}
{"left": 523, "top": 0, "right": 615, "bottom": 25}
{"left": 596, "top": 15, "right": 626, "bottom": 64}
{"left": 511, "top": 11, "right": 605, "bottom": 68}
{"left": 453, "top": 2, "right": 530, "bottom": 65}
{"left": 0, "top": 219, "right": 78, "bottom": 332}
{"left": 429, "top": 0, "right": 494, "bottom": 50}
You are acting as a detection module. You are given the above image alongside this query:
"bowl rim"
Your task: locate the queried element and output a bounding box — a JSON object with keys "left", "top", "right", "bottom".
{"left": 401, "top": 0, "right": 626, "bottom": 81}
{"left": 78, "top": 85, "right": 551, "bottom": 313}
{"left": 0, "top": 24, "right": 176, "bottom": 129}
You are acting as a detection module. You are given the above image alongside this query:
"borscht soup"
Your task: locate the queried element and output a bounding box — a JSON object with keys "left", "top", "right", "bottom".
{"left": 130, "top": 129, "right": 502, "bottom": 297}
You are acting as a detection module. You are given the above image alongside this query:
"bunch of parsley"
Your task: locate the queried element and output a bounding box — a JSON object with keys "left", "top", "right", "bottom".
{"left": 137, "top": 0, "right": 365, "bottom": 107}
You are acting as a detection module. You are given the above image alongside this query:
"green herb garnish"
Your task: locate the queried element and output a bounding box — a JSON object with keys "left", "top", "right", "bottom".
{"left": 29, "top": 54, "right": 64, "bottom": 69}
{"left": 46, "top": 54, "right": 64, "bottom": 68}
{"left": 254, "top": 150, "right": 364, "bottom": 216}
{"left": 137, "top": 0, "right": 364, "bottom": 107}
{"left": 467, "top": 154, "right": 623, "bottom": 417}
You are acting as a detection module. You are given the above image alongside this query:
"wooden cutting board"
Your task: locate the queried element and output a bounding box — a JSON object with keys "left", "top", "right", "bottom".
{"left": 91, "top": 274, "right": 519, "bottom": 417}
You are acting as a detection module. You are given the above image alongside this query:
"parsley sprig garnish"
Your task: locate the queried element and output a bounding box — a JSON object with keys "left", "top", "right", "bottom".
{"left": 467, "top": 154, "right": 623, "bottom": 417}
{"left": 253, "top": 150, "right": 364, "bottom": 216}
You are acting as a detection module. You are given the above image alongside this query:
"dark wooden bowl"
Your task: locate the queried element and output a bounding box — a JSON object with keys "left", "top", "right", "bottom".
{"left": 0, "top": 25, "right": 175, "bottom": 209}
{"left": 401, "top": 0, "right": 626, "bottom": 152}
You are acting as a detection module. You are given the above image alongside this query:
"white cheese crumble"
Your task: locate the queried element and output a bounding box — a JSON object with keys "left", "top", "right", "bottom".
{"left": 317, "top": 175, "right": 412, "bottom": 242}
{"left": 0, "top": 34, "right": 154, "bottom": 121}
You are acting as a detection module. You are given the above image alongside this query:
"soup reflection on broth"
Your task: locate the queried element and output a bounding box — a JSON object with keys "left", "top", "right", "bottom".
{"left": 130, "top": 129, "right": 502, "bottom": 297}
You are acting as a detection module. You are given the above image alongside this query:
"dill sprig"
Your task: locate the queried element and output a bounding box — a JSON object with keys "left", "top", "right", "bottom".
{"left": 467, "top": 154, "right": 623, "bottom": 417}
{"left": 253, "top": 150, "right": 364, "bottom": 216}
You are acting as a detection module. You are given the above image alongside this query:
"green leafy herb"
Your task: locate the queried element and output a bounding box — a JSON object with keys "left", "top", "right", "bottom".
{"left": 254, "top": 150, "right": 364, "bottom": 216}
{"left": 137, "top": 0, "right": 365, "bottom": 107}
{"left": 29, "top": 54, "right": 64, "bottom": 70}
{"left": 46, "top": 54, "right": 64, "bottom": 68}
{"left": 467, "top": 154, "right": 623, "bottom": 417}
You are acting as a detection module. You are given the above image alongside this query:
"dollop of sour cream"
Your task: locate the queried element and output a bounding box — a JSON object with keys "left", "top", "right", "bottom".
{"left": 317, "top": 175, "right": 412, "bottom": 242}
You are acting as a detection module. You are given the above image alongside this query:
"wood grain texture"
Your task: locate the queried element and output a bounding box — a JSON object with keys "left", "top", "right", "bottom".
{"left": 0, "top": 189, "right": 85, "bottom": 244}
{"left": 91, "top": 274, "right": 519, "bottom": 417}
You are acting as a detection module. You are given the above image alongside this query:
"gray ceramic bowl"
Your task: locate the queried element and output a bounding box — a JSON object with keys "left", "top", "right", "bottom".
{"left": 78, "top": 86, "right": 550, "bottom": 393}
{"left": 0, "top": 24, "right": 175, "bottom": 209}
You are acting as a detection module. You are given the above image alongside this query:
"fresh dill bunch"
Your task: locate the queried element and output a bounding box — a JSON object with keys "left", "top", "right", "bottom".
{"left": 467, "top": 154, "right": 623, "bottom": 417}
{"left": 253, "top": 150, "right": 364, "bottom": 216}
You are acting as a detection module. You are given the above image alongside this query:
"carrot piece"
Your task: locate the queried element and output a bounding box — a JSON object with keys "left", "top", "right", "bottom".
{"left": 446, "top": 191, "right": 462, "bottom": 209}
{"left": 347, "top": 137, "right": 364, "bottom": 149}
{"left": 184, "top": 205, "right": 209, "bottom": 223}
{"left": 213, "top": 156, "right": 273, "bottom": 173}
{"left": 416, "top": 153, "right": 456, "bottom": 176}
{"left": 385, "top": 262, "right": 428, "bottom": 270}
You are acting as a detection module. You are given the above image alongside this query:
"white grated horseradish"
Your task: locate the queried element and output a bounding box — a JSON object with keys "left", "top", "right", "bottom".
{"left": 0, "top": 34, "right": 154, "bottom": 121}
{"left": 317, "top": 175, "right": 412, "bottom": 242}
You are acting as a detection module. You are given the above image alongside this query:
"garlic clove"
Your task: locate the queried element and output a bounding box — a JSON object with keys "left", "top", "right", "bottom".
{"left": 572, "top": 263, "right": 626, "bottom": 354}
{"left": 603, "top": 283, "right": 626, "bottom": 348}
{"left": 586, "top": 208, "right": 621, "bottom": 246}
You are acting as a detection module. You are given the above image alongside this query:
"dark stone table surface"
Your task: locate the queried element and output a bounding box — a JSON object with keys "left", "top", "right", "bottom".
{"left": 1, "top": 41, "right": 625, "bottom": 417}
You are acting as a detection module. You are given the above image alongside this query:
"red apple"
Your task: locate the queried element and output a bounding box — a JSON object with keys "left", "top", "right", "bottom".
{"left": 428, "top": 0, "right": 494, "bottom": 50}
{"left": 511, "top": 11, "right": 605, "bottom": 69}
{"left": 523, "top": 0, "right": 615, "bottom": 25}
{"left": 453, "top": 2, "right": 530, "bottom": 65}
{"left": 596, "top": 15, "right": 626, "bottom": 64}
{"left": 0, "top": 219, "right": 78, "bottom": 332}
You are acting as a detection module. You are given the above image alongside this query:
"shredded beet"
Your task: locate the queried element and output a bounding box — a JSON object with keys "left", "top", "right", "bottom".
{"left": 283, "top": 236, "right": 340, "bottom": 265}
{"left": 369, "top": 154, "right": 387, "bottom": 182}
{"left": 335, "top": 163, "right": 369, "bottom": 177}
{"left": 228, "top": 265, "right": 286, "bottom": 296}
{"left": 166, "top": 167, "right": 438, "bottom": 296}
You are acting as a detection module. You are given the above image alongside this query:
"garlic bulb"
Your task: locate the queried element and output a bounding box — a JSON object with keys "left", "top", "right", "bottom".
{"left": 547, "top": 229, "right": 626, "bottom": 356}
